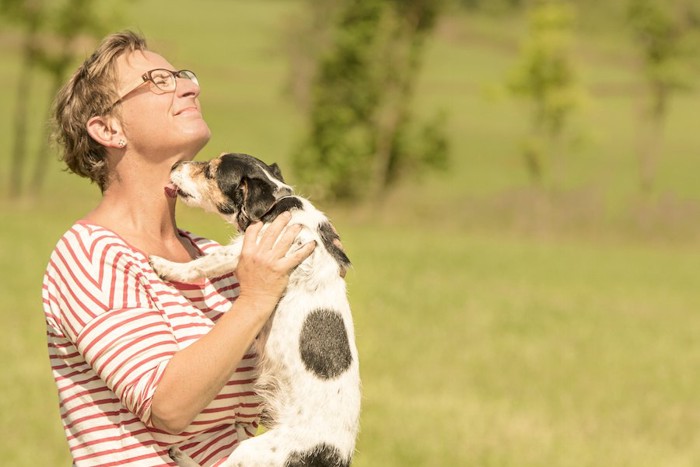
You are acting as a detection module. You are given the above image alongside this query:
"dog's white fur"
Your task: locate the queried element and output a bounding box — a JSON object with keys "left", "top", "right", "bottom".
{"left": 150, "top": 157, "right": 360, "bottom": 467}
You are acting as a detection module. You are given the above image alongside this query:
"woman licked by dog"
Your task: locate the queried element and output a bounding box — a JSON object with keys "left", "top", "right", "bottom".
{"left": 42, "top": 31, "right": 316, "bottom": 466}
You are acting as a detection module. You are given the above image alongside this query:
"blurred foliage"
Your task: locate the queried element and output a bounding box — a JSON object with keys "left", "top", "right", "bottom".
{"left": 290, "top": 0, "right": 449, "bottom": 202}
{"left": 627, "top": 0, "right": 700, "bottom": 192}
{"left": 471, "top": 0, "right": 700, "bottom": 193}
{"left": 0, "top": 0, "right": 129, "bottom": 198}
{"left": 627, "top": 0, "right": 700, "bottom": 91}
{"left": 1, "top": 0, "right": 699, "bottom": 204}
{"left": 281, "top": 0, "right": 342, "bottom": 112}
{"left": 506, "top": 0, "right": 585, "bottom": 189}
{"left": 455, "top": 0, "right": 524, "bottom": 15}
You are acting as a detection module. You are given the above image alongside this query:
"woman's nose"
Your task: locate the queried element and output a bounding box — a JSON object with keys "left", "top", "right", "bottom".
{"left": 177, "top": 76, "right": 200, "bottom": 97}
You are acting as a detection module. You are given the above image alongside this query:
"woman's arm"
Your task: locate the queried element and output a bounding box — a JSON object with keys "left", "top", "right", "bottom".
{"left": 150, "top": 213, "right": 315, "bottom": 434}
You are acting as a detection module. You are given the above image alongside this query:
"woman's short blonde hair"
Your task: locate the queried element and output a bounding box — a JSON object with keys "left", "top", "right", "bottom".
{"left": 53, "top": 31, "right": 147, "bottom": 191}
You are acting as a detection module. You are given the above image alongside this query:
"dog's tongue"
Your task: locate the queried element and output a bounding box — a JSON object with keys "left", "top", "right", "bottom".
{"left": 164, "top": 183, "right": 178, "bottom": 199}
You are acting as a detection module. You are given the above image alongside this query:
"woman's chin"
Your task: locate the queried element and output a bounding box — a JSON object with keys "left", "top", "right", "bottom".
{"left": 176, "top": 125, "right": 211, "bottom": 157}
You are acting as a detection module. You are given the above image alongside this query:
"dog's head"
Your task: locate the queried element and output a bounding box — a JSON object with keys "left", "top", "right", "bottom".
{"left": 167, "top": 153, "right": 293, "bottom": 230}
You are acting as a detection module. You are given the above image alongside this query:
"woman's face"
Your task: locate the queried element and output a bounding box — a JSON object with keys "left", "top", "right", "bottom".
{"left": 114, "top": 50, "right": 211, "bottom": 161}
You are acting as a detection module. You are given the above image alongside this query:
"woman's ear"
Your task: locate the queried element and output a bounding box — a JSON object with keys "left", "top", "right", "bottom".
{"left": 87, "top": 115, "right": 124, "bottom": 148}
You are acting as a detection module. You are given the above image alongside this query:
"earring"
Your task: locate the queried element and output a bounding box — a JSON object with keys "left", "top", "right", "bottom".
{"left": 118, "top": 139, "right": 126, "bottom": 148}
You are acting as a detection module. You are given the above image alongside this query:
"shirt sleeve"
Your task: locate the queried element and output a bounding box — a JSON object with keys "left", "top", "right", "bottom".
{"left": 51, "top": 226, "right": 178, "bottom": 426}
{"left": 75, "top": 308, "right": 177, "bottom": 425}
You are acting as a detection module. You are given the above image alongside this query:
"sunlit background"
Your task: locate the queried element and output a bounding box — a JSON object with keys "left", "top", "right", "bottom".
{"left": 2, "top": 0, "right": 700, "bottom": 465}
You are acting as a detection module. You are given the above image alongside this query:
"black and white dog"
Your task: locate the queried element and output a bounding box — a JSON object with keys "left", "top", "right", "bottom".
{"left": 150, "top": 153, "right": 361, "bottom": 467}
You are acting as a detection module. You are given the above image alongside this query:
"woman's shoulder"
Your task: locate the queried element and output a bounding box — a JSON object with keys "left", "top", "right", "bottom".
{"left": 43, "top": 222, "right": 154, "bottom": 329}
{"left": 68, "top": 220, "right": 126, "bottom": 241}
{"left": 48, "top": 221, "right": 147, "bottom": 270}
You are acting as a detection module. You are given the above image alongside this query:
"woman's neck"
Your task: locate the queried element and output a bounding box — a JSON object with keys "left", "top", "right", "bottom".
{"left": 82, "top": 155, "right": 199, "bottom": 260}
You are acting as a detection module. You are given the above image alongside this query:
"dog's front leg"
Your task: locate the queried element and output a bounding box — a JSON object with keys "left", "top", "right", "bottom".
{"left": 150, "top": 242, "right": 242, "bottom": 283}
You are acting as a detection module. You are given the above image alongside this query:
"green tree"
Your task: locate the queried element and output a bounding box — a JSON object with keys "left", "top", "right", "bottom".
{"left": 1, "top": 0, "right": 43, "bottom": 198}
{"left": 506, "top": 0, "right": 585, "bottom": 190}
{"left": 291, "top": 0, "right": 449, "bottom": 202}
{"left": 1, "top": 0, "right": 128, "bottom": 198}
{"left": 627, "top": 0, "right": 700, "bottom": 193}
{"left": 282, "top": 0, "right": 343, "bottom": 112}
{"left": 30, "top": 0, "right": 127, "bottom": 194}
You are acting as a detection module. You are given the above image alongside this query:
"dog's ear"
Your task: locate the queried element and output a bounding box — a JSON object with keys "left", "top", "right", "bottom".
{"left": 243, "top": 177, "right": 278, "bottom": 222}
{"left": 217, "top": 157, "right": 245, "bottom": 205}
{"left": 268, "top": 163, "right": 285, "bottom": 183}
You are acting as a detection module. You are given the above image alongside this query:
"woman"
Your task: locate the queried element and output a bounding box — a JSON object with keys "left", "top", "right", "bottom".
{"left": 42, "top": 31, "right": 315, "bottom": 466}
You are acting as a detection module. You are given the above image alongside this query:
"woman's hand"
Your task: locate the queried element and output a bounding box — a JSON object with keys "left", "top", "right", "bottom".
{"left": 235, "top": 212, "right": 315, "bottom": 311}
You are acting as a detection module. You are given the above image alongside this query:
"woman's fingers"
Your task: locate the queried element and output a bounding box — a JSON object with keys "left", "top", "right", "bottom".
{"left": 242, "top": 221, "right": 263, "bottom": 249}
{"left": 258, "top": 212, "right": 292, "bottom": 251}
{"left": 271, "top": 223, "right": 303, "bottom": 256}
{"left": 236, "top": 212, "right": 318, "bottom": 307}
{"left": 242, "top": 212, "right": 315, "bottom": 269}
{"left": 279, "top": 240, "right": 316, "bottom": 270}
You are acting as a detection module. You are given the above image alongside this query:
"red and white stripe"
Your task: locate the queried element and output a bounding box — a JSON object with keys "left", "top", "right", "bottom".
{"left": 43, "top": 222, "right": 261, "bottom": 466}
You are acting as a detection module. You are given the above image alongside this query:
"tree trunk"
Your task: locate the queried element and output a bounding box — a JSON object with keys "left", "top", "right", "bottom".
{"left": 9, "top": 16, "right": 40, "bottom": 198}
{"left": 638, "top": 81, "right": 667, "bottom": 194}
{"left": 29, "top": 78, "right": 59, "bottom": 195}
{"left": 31, "top": 60, "right": 70, "bottom": 195}
{"left": 371, "top": 7, "right": 425, "bottom": 199}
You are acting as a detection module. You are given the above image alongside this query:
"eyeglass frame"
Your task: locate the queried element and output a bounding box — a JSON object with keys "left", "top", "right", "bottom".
{"left": 104, "top": 68, "right": 199, "bottom": 113}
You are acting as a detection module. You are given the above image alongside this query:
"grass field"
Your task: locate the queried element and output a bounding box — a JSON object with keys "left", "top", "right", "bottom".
{"left": 2, "top": 1, "right": 700, "bottom": 466}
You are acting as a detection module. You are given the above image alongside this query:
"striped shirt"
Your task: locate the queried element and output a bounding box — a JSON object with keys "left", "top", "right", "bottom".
{"left": 42, "top": 221, "right": 261, "bottom": 466}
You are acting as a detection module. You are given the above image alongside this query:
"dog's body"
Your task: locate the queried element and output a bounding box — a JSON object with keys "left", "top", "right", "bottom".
{"left": 150, "top": 154, "right": 360, "bottom": 467}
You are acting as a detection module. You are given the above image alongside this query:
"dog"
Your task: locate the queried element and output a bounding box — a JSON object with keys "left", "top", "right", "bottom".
{"left": 149, "top": 153, "right": 361, "bottom": 467}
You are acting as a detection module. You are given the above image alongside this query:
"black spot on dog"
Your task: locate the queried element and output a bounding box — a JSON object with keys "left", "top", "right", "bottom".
{"left": 260, "top": 196, "right": 304, "bottom": 224}
{"left": 284, "top": 443, "right": 350, "bottom": 467}
{"left": 318, "top": 222, "right": 351, "bottom": 271}
{"left": 299, "top": 309, "right": 352, "bottom": 380}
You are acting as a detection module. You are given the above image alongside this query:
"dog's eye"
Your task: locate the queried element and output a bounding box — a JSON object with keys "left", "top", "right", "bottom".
{"left": 204, "top": 165, "right": 213, "bottom": 179}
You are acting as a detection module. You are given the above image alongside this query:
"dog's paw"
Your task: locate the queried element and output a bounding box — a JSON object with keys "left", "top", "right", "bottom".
{"left": 168, "top": 447, "right": 200, "bottom": 467}
{"left": 148, "top": 255, "right": 174, "bottom": 281}
{"left": 149, "top": 255, "right": 206, "bottom": 283}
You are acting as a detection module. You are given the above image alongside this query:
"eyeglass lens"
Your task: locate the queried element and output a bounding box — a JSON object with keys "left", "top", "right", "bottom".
{"left": 149, "top": 69, "right": 198, "bottom": 92}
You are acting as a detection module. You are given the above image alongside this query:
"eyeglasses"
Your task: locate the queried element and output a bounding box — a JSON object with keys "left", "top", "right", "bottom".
{"left": 106, "top": 68, "right": 199, "bottom": 112}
